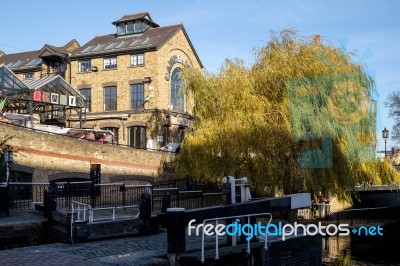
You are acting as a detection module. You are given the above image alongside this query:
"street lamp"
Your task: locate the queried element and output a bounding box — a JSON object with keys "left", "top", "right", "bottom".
{"left": 3, "top": 146, "right": 13, "bottom": 184}
{"left": 382, "top": 127, "right": 389, "bottom": 157}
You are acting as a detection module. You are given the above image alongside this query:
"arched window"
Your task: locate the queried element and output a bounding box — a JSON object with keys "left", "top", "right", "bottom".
{"left": 170, "top": 68, "right": 185, "bottom": 112}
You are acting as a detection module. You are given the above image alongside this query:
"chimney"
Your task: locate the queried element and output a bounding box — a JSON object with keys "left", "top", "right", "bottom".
{"left": 0, "top": 50, "right": 5, "bottom": 57}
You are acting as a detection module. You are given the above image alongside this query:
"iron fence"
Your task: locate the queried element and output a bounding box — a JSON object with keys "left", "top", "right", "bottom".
{"left": 0, "top": 185, "right": 9, "bottom": 216}
{"left": 3, "top": 178, "right": 222, "bottom": 213}
{"left": 153, "top": 179, "right": 188, "bottom": 190}
{"left": 152, "top": 188, "right": 179, "bottom": 211}
{"left": 51, "top": 181, "right": 93, "bottom": 209}
{"left": 7, "top": 182, "right": 49, "bottom": 211}
{"left": 93, "top": 184, "right": 152, "bottom": 208}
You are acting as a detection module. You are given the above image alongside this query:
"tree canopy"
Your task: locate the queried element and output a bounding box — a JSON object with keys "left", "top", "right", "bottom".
{"left": 177, "top": 30, "right": 399, "bottom": 200}
{"left": 385, "top": 91, "right": 400, "bottom": 142}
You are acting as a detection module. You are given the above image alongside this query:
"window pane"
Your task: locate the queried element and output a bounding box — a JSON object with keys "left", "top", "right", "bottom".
{"left": 171, "top": 68, "right": 185, "bottom": 112}
{"left": 79, "top": 60, "right": 91, "bottom": 72}
{"left": 128, "top": 126, "right": 146, "bottom": 149}
{"left": 138, "top": 54, "right": 144, "bottom": 65}
{"left": 101, "top": 127, "right": 119, "bottom": 144}
{"left": 134, "top": 22, "right": 142, "bottom": 33}
{"left": 117, "top": 24, "right": 126, "bottom": 35}
{"left": 104, "top": 57, "right": 117, "bottom": 69}
{"left": 131, "top": 55, "right": 137, "bottom": 66}
{"left": 104, "top": 86, "right": 117, "bottom": 111}
{"left": 130, "top": 54, "right": 144, "bottom": 66}
{"left": 79, "top": 88, "right": 91, "bottom": 111}
{"left": 131, "top": 84, "right": 144, "bottom": 109}
{"left": 126, "top": 22, "right": 134, "bottom": 34}
{"left": 24, "top": 73, "right": 34, "bottom": 79}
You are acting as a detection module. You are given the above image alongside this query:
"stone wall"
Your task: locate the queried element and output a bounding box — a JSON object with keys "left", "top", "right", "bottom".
{"left": 1, "top": 122, "right": 174, "bottom": 184}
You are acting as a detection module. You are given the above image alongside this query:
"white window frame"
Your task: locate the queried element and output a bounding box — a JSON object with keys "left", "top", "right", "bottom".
{"left": 104, "top": 57, "right": 117, "bottom": 69}
{"left": 23, "top": 72, "right": 34, "bottom": 79}
{"left": 130, "top": 54, "right": 144, "bottom": 66}
{"left": 78, "top": 60, "right": 91, "bottom": 72}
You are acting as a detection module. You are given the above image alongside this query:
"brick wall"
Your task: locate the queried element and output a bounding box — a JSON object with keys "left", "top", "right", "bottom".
{"left": 1, "top": 122, "right": 174, "bottom": 184}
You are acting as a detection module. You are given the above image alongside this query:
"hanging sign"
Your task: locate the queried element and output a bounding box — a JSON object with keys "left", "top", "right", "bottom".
{"left": 33, "top": 90, "right": 42, "bottom": 102}
{"left": 51, "top": 93, "right": 59, "bottom": 104}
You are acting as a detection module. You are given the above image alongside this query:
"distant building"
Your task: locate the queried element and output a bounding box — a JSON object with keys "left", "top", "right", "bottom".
{"left": 0, "top": 12, "right": 202, "bottom": 149}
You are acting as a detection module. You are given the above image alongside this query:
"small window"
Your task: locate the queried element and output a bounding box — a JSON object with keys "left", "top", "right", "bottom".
{"left": 23, "top": 73, "right": 34, "bottom": 79}
{"left": 79, "top": 88, "right": 91, "bottom": 112}
{"left": 130, "top": 54, "right": 144, "bottom": 66}
{"left": 78, "top": 60, "right": 91, "bottom": 72}
{"left": 104, "top": 57, "right": 117, "bottom": 69}
{"left": 104, "top": 86, "right": 117, "bottom": 111}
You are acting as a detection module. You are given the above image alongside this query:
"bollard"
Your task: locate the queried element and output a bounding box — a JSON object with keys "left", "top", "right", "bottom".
{"left": 222, "top": 176, "right": 236, "bottom": 205}
{"left": 167, "top": 207, "right": 186, "bottom": 254}
{"left": 139, "top": 192, "right": 152, "bottom": 233}
{"left": 161, "top": 192, "right": 171, "bottom": 213}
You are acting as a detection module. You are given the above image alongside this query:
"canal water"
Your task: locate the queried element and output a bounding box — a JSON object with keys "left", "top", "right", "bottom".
{"left": 323, "top": 233, "right": 400, "bottom": 265}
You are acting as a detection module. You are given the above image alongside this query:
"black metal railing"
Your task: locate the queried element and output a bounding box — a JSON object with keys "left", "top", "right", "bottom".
{"left": 152, "top": 188, "right": 179, "bottom": 211}
{"left": 3, "top": 179, "right": 223, "bottom": 213}
{"left": 0, "top": 185, "right": 9, "bottom": 216}
{"left": 7, "top": 182, "right": 49, "bottom": 211}
{"left": 51, "top": 181, "right": 93, "bottom": 209}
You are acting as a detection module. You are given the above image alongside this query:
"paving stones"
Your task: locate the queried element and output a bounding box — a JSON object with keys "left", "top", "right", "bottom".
{"left": 0, "top": 211, "right": 227, "bottom": 265}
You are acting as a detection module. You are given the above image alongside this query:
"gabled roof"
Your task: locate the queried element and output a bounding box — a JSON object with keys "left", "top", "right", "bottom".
{"left": 37, "top": 44, "right": 69, "bottom": 59}
{"left": 62, "top": 39, "right": 80, "bottom": 52}
{"left": 0, "top": 39, "right": 79, "bottom": 72}
{"left": 112, "top": 12, "right": 159, "bottom": 27}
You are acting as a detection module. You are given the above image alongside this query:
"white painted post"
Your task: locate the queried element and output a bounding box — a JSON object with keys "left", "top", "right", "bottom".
{"left": 229, "top": 176, "right": 236, "bottom": 204}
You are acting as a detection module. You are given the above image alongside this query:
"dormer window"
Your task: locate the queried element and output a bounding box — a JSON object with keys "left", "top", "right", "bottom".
{"left": 116, "top": 21, "right": 149, "bottom": 36}
{"left": 113, "top": 12, "right": 159, "bottom": 36}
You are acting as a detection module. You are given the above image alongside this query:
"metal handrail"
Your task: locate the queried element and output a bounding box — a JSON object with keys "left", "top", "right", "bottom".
{"left": 71, "top": 200, "right": 93, "bottom": 222}
{"left": 91, "top": 205, "right": 140, "bottom": 221}
{"left": 200, "top": 212, "right": 272, "bottom": 263}
{"left": 71, "top": 200, "right": 139, "bottom": 224}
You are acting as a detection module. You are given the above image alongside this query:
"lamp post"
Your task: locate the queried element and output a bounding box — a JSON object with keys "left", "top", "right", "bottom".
{"left": 3, "top": 146, "right": 13, "bottom": 184}
{"left": 382, "top": 127, "right": 389, "bottom": 157}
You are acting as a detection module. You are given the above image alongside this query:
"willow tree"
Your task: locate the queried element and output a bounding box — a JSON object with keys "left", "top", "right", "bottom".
{"left": 177, "top": 30, "right": 399, "bottom": 200}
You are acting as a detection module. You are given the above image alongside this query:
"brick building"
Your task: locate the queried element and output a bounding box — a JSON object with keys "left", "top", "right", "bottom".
{"left": 0, "top": 12, "right": 202, "bottom": 149}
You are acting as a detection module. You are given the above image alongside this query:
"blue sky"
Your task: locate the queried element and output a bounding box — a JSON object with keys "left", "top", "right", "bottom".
{"left": 1, "top": 0, "right": 399, "bottom": 151}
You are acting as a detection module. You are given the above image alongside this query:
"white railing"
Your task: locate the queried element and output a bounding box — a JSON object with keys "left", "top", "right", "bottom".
{"left": 91, "top": 205, "right": 140, "bottom": 222}
{"left": 71, "top": 201, "right": 93, "bottom": 223}
{"left": 200, "top": 212, "right": 272, "bottom": 263}
{"left": 71, "top": 200, "right": 140, "bottom": 224}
